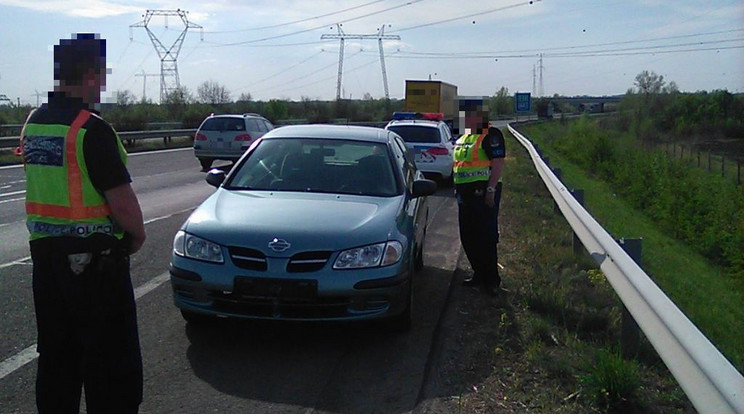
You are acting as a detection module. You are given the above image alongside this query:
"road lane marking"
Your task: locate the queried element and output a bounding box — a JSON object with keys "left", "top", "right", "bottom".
{"left": 0, "top": 207, "right": 196, "bottom": 379}
{"left": 0, "top": 197, "right": 24, "bottom": 205}
{"left": 0, "top": 146, "right": 192, "bottom": 171}
{"left": 0, "top": 270, "right": 172, "bottom": 381}
{"left": 0, "top": 190, "right": 25, "bottom": 198}
{"left": 0, "top": 207, "right": 194, "bottom": 269}
{"left": 0, "top": 257, "right": 31, "bottom": 270}
{"left": 0, "top": 345, "right": 38, "bottom": 380}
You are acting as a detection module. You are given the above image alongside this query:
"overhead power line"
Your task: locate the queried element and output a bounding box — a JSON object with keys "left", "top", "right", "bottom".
{"left": 205, "top": 0, "right": 423, "bottom": 47}
{"left": 204, "top": 0, "right": 388, "bottom": 33}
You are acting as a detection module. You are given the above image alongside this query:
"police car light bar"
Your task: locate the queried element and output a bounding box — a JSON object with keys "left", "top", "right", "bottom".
{"left": 420, "top": 112, "right": 444, "bottom": 121}
{"left": 391, "top": 112, "right": 444, "bottom": 121}
{"left": 392, "top": 112, "right": 417, "bottom": 120}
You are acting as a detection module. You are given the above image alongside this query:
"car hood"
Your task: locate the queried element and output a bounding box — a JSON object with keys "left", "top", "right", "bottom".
{"left": 183, "top": 189, "right": 406, "bottom": 256}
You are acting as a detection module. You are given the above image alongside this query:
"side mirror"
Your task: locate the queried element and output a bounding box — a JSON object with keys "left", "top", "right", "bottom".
{"left": 205, "top": 169, "right": 226, "bottom": 188}
{"left": 412, "top": 179, "right": 437, "bottom": 198}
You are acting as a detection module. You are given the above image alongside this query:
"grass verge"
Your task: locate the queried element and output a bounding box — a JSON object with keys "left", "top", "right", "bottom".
{"left": 419, "top": 128, "right": 693, "bottom": 413}
{"left": 519, "top": 122, "right": 744, "bottom": 372}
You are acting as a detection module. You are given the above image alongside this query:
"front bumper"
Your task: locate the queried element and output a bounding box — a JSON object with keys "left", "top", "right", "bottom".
{"left": 169, "top": 256, "right": 411, "bottom": 322}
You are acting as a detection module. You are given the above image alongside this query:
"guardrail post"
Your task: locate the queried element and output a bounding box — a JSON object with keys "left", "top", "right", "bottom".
{"left": 618, "top": 237, "right": 642, "bottom": 359}
{"left": 570, "top": 189, "right": 584, "bottom": 255}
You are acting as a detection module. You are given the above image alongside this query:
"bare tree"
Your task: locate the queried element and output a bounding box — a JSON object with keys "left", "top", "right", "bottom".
{"left": 197, "top": 80, "right": 231, "bottom": 105}
{"left": 116, "top": 90, "right": 137, "bottom": 106}
{"left": 634, "top": 70, "right": 665, "bottom": 95}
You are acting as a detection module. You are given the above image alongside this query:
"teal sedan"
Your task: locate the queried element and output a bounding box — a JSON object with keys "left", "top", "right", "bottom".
{"left": 169, "top": 125, "right": 437, "bottom": 330}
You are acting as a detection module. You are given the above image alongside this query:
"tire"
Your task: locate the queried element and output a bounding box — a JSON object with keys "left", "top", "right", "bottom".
{"left": 180, "top": 309, "right": 212, "bottom": 324}
{"left": 199, "top": 158, "right": 213, "bottom": 170}
{"left": 386, "top": 284, "right": 412, "bottom": 332}
{"left": 414, "top": 243, "right": 424, "bottom": 272}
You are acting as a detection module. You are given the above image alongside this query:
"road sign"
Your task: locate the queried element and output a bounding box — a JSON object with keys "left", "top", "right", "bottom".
{"left": 515, "top": 92, "right": 531, "bottom": 112}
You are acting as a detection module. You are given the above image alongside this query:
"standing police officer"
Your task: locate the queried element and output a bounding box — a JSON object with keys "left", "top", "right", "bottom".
{"left": 21, "top": 33, "right": 146, "bottom": 413}
{"left": 453, "top": 97, "right": 506, "bottom": 295}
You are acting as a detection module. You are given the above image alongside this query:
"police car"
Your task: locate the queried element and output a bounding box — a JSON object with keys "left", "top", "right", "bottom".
{"left": 384, "top": 112, "right": 454, "bottom": 182}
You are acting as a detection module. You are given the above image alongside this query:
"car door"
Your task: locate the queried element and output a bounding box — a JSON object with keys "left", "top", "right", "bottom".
{"left": 391, "top": 135, "right": 427, "bottom": 259}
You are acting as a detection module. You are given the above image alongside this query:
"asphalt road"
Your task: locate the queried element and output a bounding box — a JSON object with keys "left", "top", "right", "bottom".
{"left": 0, "top": 147, "right": 463, "bottom": 413}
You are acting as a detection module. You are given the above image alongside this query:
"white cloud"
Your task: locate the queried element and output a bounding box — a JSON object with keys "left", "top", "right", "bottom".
{"left": 0, "top": 0, "right": 142, "bottom": 17}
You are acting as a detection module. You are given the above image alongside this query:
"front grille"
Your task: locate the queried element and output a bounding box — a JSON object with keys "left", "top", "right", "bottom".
{"left": 287, "top": 251, "right": 332, "bottom": 273}
{"left": 228, "top": 246, "right": 267, "bottom": 271}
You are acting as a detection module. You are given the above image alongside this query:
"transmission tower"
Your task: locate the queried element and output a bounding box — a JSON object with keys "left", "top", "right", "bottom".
{"left": 321, "top": 24, "right": 400, "bottom": 100}
{"left": 537, "top": 53, "right": 545, "bottom": 97}
{"left": 135, "top": 70, "right": 160, "bottom": 102}
{"left": 130, "top": 9, "right": 203, "bottom": 103}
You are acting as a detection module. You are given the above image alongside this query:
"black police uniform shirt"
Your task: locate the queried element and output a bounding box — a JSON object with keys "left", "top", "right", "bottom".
{"left": 455, "top": 126, "right": 506, "bottom": 196}
{"left": 27, "top": 93, "right": 131, "bottom": 194}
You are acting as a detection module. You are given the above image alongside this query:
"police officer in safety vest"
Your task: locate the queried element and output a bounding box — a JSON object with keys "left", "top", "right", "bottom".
{"left": 20, "top": 34, "right": 146, "bottom": 414}
{"left": 453, "top": 97, "right": 506, "bottom": 296}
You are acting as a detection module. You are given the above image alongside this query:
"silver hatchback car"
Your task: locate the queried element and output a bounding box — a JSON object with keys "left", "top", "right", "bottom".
{"left": 193, "top": 113, "right": 274, "bottom": 170}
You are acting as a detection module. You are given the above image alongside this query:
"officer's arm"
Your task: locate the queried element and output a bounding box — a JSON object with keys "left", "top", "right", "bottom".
{"left": 105, "top": 183, "right": 146, "bottom": 254}
{"left": 488, "top": 158, "right": 504, "bottom": 188}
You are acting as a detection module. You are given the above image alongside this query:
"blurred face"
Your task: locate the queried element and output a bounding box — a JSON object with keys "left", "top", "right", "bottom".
{"left": 462, "top": 110, "right": 487, "bottom": 132}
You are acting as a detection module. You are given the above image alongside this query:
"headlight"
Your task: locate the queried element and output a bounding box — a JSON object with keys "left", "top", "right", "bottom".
{"left": 173, "top": 230, "right": 224, "bottom": 263}
{"left": 333, "top": 241, "right": 403, "bottom": 269}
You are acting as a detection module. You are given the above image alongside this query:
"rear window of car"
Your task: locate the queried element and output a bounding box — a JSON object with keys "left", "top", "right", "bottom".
{"left": 387, "top": 125, "right": 441, "bottom": 144}
{"left": 200, "top": 117, "right": 246, "bottom": 132}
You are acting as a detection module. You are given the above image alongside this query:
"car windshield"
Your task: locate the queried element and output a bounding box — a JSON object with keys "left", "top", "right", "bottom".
{"left": 387, "top": 125, "right": 440, "bottom": 143}
{"left": 200, "top": 117, "right": 246, "bottom": 132}
{"left": 226, "top": 138, "right": 399, "bottom": 197}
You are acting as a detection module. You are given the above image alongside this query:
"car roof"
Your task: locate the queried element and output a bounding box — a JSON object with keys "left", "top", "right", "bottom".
{"left": 385, "top": 119, "right": 443, "bottom": 129}
{"left": 208, "top": 113, "right": 267, "bottom": 119}
{"left": 261, "top": 124, "right": 393, "bottom": 143}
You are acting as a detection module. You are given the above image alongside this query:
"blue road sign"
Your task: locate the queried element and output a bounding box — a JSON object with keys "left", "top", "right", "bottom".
{"left": 515, "top": 92, "right": 531, "bottom": 112}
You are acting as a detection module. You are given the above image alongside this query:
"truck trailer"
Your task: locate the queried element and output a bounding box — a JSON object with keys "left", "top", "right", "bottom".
{"left": 403, "top": 80, "right": 458, "bottom": 127}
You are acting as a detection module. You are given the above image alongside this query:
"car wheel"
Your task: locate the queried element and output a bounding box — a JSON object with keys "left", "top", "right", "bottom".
{"left": 414, "top": 242, "right": 424, "bottom": 271}
{"left": 180, "top": 309, "right": 212, "bottom": 324}
{"left": 386, "top": 284, "right": 412, "bottom": 332}
{"left": 199, "top": 158, "right": 213, "bottom": 170}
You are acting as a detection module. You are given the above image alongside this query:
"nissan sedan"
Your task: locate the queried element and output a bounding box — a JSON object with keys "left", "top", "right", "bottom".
{"left": 169, "top": 124, "right": 437, "bottom": 330}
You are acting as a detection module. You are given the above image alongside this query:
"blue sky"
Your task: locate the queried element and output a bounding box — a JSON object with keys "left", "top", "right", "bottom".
{"left": 0, "top": 0, "right": 742, "bottom": 105}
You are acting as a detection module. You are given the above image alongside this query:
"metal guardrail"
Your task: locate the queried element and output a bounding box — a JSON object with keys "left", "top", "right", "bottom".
{"left": 507, "top": 123, "right": 744, "bottom": 414}
{"left": 0, "top": 129, "right": 197, "bottom": 149}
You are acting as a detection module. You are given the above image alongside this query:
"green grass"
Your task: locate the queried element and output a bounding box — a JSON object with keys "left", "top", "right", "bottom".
{"left": 520, "top": 122, "right": 744, "bottom": 373}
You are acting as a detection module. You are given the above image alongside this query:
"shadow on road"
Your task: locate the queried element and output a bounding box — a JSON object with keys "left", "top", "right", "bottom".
{"left": 182, "top": 264, "right": 457, "bottom": 413}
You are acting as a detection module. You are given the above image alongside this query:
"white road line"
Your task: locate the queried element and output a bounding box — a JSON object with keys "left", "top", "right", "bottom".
{"left": 0, "top": 206, "right": 195, "bottom": 379}
{"left": 0, "top": 257, "right": 31, "bottom": 270}
{"left": 0, "top": 146, "right": 192, "bottom": 171}
{"left": 0, "top": 164, "right": 22, "bottom": 170}
{"left": 0, "top": 270, "right": 173, "bottom": 381}
{"left": 0, "top": 207, "right": 194, "bottom": 270}
{"left": 0, "top": 345, "right": 38, "bottom": 380}
{"left": 0, "top": 190, "right": 25, "bottom": 198}
{"left": 0, "top": 197, "right": 24, "bottom": 205}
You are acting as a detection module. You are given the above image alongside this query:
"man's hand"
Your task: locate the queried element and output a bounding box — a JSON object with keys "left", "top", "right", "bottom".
{"left": 485, "top": 190, "right": 496, "bottom": 208}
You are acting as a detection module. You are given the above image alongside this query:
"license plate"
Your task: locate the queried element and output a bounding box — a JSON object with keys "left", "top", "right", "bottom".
{"left": 235, "top": 277, "right": 318, "bottom": 299}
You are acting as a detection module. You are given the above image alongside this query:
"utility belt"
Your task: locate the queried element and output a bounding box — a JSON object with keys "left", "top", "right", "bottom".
{"left": 31, "top": 233, "right": 129, "bottom": 262}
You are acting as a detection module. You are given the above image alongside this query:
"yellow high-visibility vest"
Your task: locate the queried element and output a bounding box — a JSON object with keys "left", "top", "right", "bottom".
{"left": 453, "top": 133, "right": 491, "bottom": 185}
{"left": 23, "top": 110, "right": 126, "bottom": 240}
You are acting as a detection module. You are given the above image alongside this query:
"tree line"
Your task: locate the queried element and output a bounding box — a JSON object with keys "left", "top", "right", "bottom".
{"left": 1, "top": 73, "right": 742, "bottom": 141}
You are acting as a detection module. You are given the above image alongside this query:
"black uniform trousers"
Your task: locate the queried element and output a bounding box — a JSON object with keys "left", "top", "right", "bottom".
{"left": 30, "top": 235, "right": 143, "bottom": 414}
{"left": 456, "top": 181, "right": 503, "bottom": 287}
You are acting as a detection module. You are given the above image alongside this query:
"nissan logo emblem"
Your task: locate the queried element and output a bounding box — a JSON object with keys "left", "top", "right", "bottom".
{"left": 268, "top": 238, "right": 291, "bottom": 252}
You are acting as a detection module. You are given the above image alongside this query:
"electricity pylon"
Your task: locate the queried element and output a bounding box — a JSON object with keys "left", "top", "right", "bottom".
{"left": 135, "top": 71, "right": 160, "bottom": 102}
{"left": 321, "top": 24, "right": 400, "bottom": 100}
{"left": 130, "top": 9, "right": 203, "bottom": 103}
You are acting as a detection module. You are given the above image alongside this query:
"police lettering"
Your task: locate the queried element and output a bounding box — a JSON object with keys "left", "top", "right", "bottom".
{"left": 29, "top": 222, "right": 114, "bottom": 237}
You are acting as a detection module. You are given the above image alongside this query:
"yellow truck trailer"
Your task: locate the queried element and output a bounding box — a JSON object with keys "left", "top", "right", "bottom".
{"left": 403, "top": 80, "right": 458, "bottom": 124}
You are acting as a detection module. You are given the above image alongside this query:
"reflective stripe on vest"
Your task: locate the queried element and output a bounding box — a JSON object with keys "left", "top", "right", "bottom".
{"left": 453, "top": 133, "right": 491, "bottom": 184}
{"left": 24, "top": 110, "right": 118, "bottom": 240}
